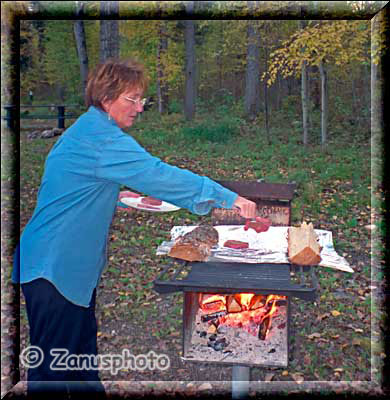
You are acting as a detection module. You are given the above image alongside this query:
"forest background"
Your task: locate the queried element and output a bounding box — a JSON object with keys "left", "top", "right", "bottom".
{"left": 1, "top": 1, "right": 388, "bottom": 398}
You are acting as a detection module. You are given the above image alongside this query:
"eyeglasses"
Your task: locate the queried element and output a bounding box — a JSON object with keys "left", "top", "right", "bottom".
{"left": 122, "top": 96, "right": 147, "bottom": 106}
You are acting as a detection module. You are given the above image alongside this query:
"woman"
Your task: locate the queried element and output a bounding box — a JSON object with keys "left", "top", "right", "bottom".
{"left": 13, "top": 59, "right": 257, "bottom": 399}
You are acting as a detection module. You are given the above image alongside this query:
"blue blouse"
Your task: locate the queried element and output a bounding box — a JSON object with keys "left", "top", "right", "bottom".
{"left": 13, "top": 106, "right": 237, "bottom": 307}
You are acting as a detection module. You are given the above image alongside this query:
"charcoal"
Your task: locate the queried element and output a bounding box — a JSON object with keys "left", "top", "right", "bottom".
{"left": 217, "top": 325, "right": 228, "bottom": 334}
{"left": 268, "top": 348, "right": 276, "bottom": 353}
{"left": 209, "top": 334, "right": 217, "bottom": 341}
{"left": 201, "top": 310, "right": 227, "bottom": 322}
{"left": 213, "top": 339, "right": 228, "bottom": 351}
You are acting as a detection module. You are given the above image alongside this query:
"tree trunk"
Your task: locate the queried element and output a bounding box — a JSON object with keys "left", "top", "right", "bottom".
{"left": 184, "top": 2, "right": 196, "bottom": 121}
{"left": 74, "top": 2, "right": 89, "bottom": 98}
{"left": 263, "top": 24, "right": 270, "bottom": 144}
{"left": 350, "top": 76, "right": 360, "bottom": 128}
{"left": 299, "top": 20, "right": 309, "bottom": 147}
{"left": 245, "top": 11, "right": 260, "bottom": 121}
{"left": 275, "top": 73, "right": 282, "bottom": 110}
{"left": 99, "top": 1, "right": 119, "bottom": 63}
{"left": 157, "top": 20, "right": 168, "bottom": 114}
{"left": 319, "top": 59, "right": 328, "bottom": 147}
{"left": 218, "top": 21, "right": 224, "bottom": 91}
{"left": 301, "top": 60, "right": 309, "bottom": 146}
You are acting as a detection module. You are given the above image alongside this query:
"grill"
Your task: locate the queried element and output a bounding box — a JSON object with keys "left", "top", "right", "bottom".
{"left": 154, "top": 262, "right": 317, "bottom": 301}
{"left": 153, "top": 181, "right": 318, "bottom": 398}
{"left": 154, "top": 261, "right": 318, "bottom": 370}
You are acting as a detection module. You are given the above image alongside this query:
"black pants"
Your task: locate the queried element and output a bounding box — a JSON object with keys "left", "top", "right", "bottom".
{"left": 21, "top": 278, "right": 106, "bottom": 399}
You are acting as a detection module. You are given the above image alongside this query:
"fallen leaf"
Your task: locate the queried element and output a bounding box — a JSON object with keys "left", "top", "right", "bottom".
{"left": 317, "top": 312, "right": 330, "bottom": 321}
{"left": 198, "top": 383, "right": 212, "bottom": 390}
{"left": 318, "top": 338, "right": 330, "bottom": 343}
{"left": 265, "top": 373, "right": 275, "bottom": 382}
{"left": 331, "top": 334, "right": 340, "bottom": 339}
{"left": 307, "top": 332, "right": 322, "bottom": 339}
{"left": 303, "top": 354, "right": 311, "bottom": 364}
{"left": 331, "top": 310, "right": 341, "bottom": 317}
{"left": 291, "top": 373, "right": 304, "bottom": 383}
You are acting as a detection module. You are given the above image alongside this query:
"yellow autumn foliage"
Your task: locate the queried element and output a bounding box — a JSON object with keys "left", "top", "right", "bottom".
{"left": 264, "top": 20, "right": 370, "bottom": 86}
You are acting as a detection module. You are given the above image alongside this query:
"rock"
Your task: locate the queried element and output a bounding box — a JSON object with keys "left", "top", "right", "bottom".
{"left": 39, "top": 128, "right": 64, "bottom": 139}
{"left": 27, "top": 130, "right": 40, "bottom": 139}
{"left": 40, "top": 129, "right": 55, "bottom": 138}
{"left": 52, "top": 128, "right": 64, "bottom": 136}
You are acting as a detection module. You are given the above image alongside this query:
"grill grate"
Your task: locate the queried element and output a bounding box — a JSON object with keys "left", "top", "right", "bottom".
{"left": 154, "top": 262, "right": 318, "bottom": 301}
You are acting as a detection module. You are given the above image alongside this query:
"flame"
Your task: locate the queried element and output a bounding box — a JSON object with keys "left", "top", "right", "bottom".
{"left": 260, "top": 297, "right": 280, "bottom": 338}
{"left": 199, "top": 293, "right": 226, "bottom": 311}
{"left": 199, "top": 293, "right": 287, "bottom": 339}
{"left": 237, "top": 293, "right": 254, "bottom": 310}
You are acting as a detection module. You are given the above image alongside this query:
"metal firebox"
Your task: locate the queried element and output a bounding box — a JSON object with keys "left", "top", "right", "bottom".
{"left": 153, "top": 261, "right": 318, "bottom": 368}
{"left": 182, "top": 291, "right": 290, "bottom": 368}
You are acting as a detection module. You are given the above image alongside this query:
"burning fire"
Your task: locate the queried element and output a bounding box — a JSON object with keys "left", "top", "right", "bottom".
{"left": 199, "top": 293, "right": 286, "bottom": 340}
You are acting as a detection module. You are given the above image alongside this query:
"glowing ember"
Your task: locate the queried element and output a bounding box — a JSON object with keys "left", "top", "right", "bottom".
{"left": 199, "top": 293, "right": 286, "bottom": 340}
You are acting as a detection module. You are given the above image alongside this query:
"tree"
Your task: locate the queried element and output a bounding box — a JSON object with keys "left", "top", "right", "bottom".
{"left": 99, "top": 1, "right": 119, "bottom": 62}
{"left": 156, "top": 17, "right": 169, "bottom": 114}
{"left": 263, "top": 22, "right": 271, "bottom": 144}
{"left": 184, "top": 1, "right": 196, "bottom": 120}
{"left": 265, "top": 20, "right": 370, "bottom": 146}
{"left": 42, "top": 21, "right": 81, "bottom": 101}
{"left": 74, "top": 1, "right": 89, "bottom": 99}
{"left": 318, "top": 59, "right": 328, "bottom": 147}
{"left": 244, "top": 4, "right": 260, "bottom": 121}
{"left": 298, "top": 20, "right": 309, "bottom": 147}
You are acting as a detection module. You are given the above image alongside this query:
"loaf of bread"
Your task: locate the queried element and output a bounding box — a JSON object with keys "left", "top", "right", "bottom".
{"left": 168, "top": 226, "right": 219, "bottom": 262}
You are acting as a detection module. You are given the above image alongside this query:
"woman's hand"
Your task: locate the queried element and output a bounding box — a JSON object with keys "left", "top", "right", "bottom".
{"left": 233, "top": 195, "right": 257, "bottom": 219}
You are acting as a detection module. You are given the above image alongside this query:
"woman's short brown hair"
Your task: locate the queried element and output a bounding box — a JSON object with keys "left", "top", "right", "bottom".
{"left": 85, "top": 58, "right": 149, "bottom": 109}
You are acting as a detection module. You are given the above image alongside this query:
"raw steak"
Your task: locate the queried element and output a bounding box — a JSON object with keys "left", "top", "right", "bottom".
{"left": 244, "top": 217, "right": 271, "bottom": 233}
{"left": 141, "top": 197, "right": 163, "bottom": 206}
{"left": 223, "top": 240, "right": 249, "bottom": 249}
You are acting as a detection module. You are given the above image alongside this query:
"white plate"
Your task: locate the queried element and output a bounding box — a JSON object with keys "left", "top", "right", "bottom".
{"left": 120, "top": 196, "right": 181, "bottom": 213}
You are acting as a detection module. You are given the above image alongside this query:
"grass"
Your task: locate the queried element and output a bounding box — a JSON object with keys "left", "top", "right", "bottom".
{"left": 7, "top": 102, "right": 382, "bottom": 387}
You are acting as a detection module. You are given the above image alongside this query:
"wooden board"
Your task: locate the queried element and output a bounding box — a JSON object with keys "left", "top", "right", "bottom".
{"left": 288, "top": 222, "right": 322, "bottom": 265}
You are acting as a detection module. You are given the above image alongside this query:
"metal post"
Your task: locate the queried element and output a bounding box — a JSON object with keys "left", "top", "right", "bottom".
{"left": 232, "top": 365, "right": 250, "bottom": 399}
{"left": 4, "top": 105, "right": 16, "bottom": 130}
{"left": 57, "top": 105, "right": 65, "bottom": 129}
